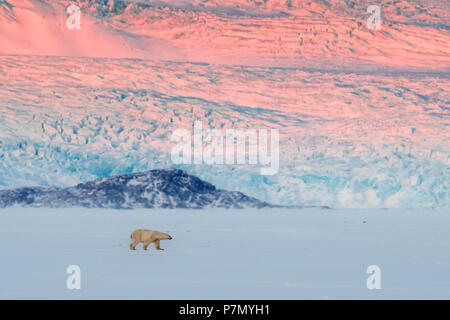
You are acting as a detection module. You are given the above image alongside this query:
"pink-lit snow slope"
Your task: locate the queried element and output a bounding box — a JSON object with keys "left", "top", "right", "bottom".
{"left": 0, "top": 0, "right": 449, "bottom": 71}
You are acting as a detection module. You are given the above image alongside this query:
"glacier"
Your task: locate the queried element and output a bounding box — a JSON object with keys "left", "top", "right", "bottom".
{"left": 0, "top": 0, "right": 448, "bottom": 209}
{"left": 0, "top": 55, "right": 448, "bottom": 209}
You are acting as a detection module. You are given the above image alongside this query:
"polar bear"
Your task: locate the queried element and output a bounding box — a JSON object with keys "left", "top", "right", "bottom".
{"left": 130, "top": 229, "right": 173, "bottom": 251}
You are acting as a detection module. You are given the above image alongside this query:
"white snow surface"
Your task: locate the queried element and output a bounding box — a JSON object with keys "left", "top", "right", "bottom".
{"left": 0, "top": 207, "right": 449, "bottom": 299}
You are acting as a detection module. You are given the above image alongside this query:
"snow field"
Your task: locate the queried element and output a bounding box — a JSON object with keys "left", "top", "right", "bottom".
{"left": 0, "top": 208, "right": 449, "bottom": 299}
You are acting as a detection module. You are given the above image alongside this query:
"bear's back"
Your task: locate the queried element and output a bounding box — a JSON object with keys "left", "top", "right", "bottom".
{"left": 132, "top": 229, "right": 156, "bottom": 242}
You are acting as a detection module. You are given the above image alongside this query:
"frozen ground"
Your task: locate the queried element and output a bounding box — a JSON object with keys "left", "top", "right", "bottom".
{"left": 0, "top": 208, "right": 449, "bottom": 299}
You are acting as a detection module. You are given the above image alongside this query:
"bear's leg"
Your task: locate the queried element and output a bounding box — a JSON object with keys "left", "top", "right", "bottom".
{"left": 154, "top": 239, "right": 164, "bottom": 250}
{"left": 130, "top": 241, "right": 139, "bottom": 250}
{"left": 143, "top": 241, "right": 151, "bottom": 250}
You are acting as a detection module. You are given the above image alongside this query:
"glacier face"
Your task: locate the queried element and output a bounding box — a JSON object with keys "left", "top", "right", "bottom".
{"left": 0, "top": 55, "right": 448, "bottom": 209}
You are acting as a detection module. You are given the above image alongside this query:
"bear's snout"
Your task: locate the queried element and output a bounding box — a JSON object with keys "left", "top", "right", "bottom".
{"left": 169, "top": 236, "right": 173, "bottom": 240}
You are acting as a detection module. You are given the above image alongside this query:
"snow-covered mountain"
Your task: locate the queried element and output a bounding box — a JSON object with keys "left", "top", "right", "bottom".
{"left": 0, "top": 169, "right": 272, "bottom": 209}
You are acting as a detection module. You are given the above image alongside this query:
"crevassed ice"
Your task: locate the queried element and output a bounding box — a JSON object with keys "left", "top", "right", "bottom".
{"left": 0, "top": 56, "right": 448, "bottom": 209}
